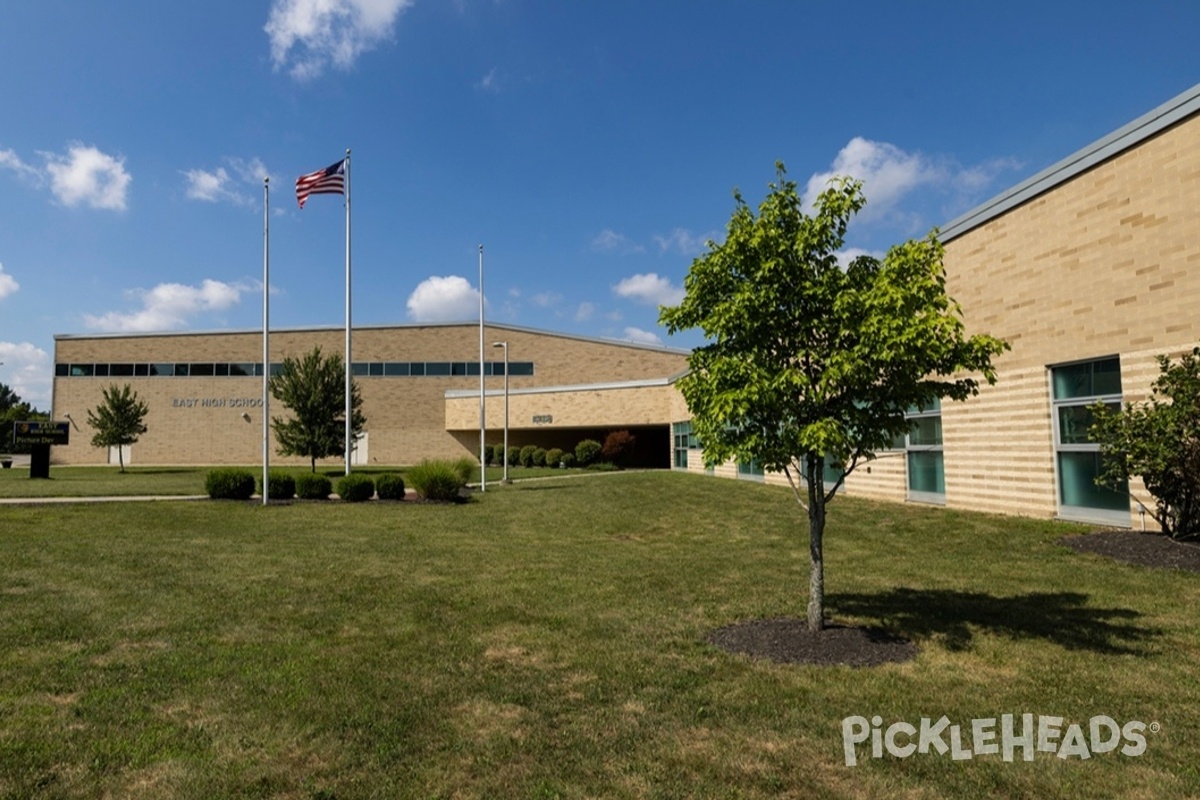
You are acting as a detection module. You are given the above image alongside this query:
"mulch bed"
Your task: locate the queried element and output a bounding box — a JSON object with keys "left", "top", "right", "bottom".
{"left": 1061, "top": 530, "right": 1200, "bottom": 572}
{"left": 706, "top": 619, "right": 917, "bottom": 667}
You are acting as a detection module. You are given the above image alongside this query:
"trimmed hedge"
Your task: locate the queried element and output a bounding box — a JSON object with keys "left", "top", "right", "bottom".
{"left": 407, "top": 460, "right": 466, "bottom": 502}
{"left": 575, "top": 439, "right": 602, "bottom": 467}
{"left": 295, "top": 473, "right": 332, "bottom": 500}
{"left": 205, "top": 468, "right": 256, "bottom": 500}
{"left": 453, "top": 456, "right": 477, "bottom": 485}
{"left": 545, "top": 448, "right": 564, "bottom": 468}
{"left": 376, "top": 472, "right": 406, "bottom": 501}
{"left": 519, "top": 445, "right": 539, "bottom": 468}
{"left": 532, "top": 447, "right": 547, "bottom": 467}
{"left": 337, "top": 473, "right": 375, "bottom": 503}
{"left": 506, "top": 446, "right": 521, "bottom": 467}
{"left": 560, "top": 452, "right": 576, "bottom": 468}
{"left": 259, "top": 471, "right": 296, "bottom": 500}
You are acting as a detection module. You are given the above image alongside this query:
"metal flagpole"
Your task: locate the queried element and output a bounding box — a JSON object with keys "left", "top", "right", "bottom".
{"left": 262, "top": 176, "right": 270, "bottom": 506}
{"left": 479, "top": 244, "right": 486, "bottom": 493}
{"left": 344, "top": 149, "right": 352, "bottom": 476}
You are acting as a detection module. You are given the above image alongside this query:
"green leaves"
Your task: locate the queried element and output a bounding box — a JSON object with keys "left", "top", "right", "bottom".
{"left": 269, "top": 347, "right": 366, "bottom": 471}
{"left": 86, "top": 384, "right": 149, "bottom": 472}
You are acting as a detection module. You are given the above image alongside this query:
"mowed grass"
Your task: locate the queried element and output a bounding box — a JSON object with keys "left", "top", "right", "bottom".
{"left": 0, "top": 464, "right": 580, "bottom": 499}
{"left": 1, "top": 472, "right": 1198, "bottom": 799}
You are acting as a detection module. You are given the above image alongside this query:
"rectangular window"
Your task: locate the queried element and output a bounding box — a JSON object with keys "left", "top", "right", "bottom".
{"left": 905, "top": 398, "right": 944, "bottom": 503}
{"left": 94, "top": 363, "right": 110, "bottom": 377}
{"left": 174, "top": 363, "right": 190, "bottom": 377}
{"left": 229, "top": 363, "right": 254, "bottom": 377}
{"left": 509, "top": 362, "right": 534, "bottom": 377}
{"left": 55, "top": 364, "right": 69, "bottom": 377}
{"left": 409, "top": 362, "right": 426, "bottom": 376}
{"left": 383, "top": 362, "right": 409, "bottom": 376}
{"left": 351, "top": 363, "right": 369, "bottom": 377}
{"left": 1051, "top": 357, "right": 1129, "bottom": 524}
{"left": 190, "top": 363, "right": 215, "bottom": 377}
{"left": 134, "top": 363, "right": 149, "bottom": 377}
{"left": 215, "top": 363, "right": 230, "bottom": 377}
{"left": 150, "top": 363, "right": 174, "bottom": 377}
{"left": 673, "top": 422, "right": 693, "bottom": 469}
{"left": 70, "top": 364, "right": 94, "bottom": 377}
{"left": 451, "top": 362, "right": 469, "bottom": 376}
{"left": 425, "top": 362, "right": 451, "bottom": 376}
{"left": 109, "top": 363, "right": 134, "bottom": 377}
{"left": 737, "top": 459, "right": 764, "bottom": 480}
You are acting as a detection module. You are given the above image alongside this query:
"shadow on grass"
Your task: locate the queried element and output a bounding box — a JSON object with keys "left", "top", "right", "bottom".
{"left": 830, "top": 588, "right": 1160, "bottom": 656}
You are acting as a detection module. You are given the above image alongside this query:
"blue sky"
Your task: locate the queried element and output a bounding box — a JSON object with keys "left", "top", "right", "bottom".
{"left": 2, "top": 1, "right": 1200, "bottom": 409}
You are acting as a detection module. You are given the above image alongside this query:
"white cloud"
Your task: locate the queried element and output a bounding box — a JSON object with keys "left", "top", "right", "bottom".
{"left": 477, "top": 67, "right": 501, "bottom": 92}
{"left": 406, "top": 275, "right": 482, "bottom": 322}
{"left": 613, "top": 273, "right": 684, "bottom": 307}
{"left": 835, "top": 247, "right": 885, "bottom": 269}
{"left": 622, "top": 326, "right": 663, "bottom": 346}
{"left": 591, "top": 229, "right": 645, "bottom": 255}
{"left": 574, "top": 301, "right": 596, "bottom": 322}
{"left": 0, "top": 263, "right": 18, "bottom": 300}
{"left": 265, "top": 0, "right": 414, "bottom": 80}
{"left": 530, "top": 291, "right": 563, "bottom": 308}
{"left": 0, "top": 341, "right": 51, "bottom": 410}
{"left": 653, "top": 227, "right": 718, "bottom": 256}
{"left": 183, "top": 158, "right": 270, "bottom": 206}
{"left": 803, "top": 137, "right": 1022, "bottom": 226}
{"left": 84, "top": 279, "right": 249, "bottom": 332}
{"left": 43, "top": 144, "right": 131, "bottom": 211}
{"left": 0, "top": 148, "right": 41, "bottom": 184}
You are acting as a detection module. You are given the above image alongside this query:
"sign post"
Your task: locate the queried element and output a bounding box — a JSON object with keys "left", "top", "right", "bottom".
{"left": 13, "top": 421, "right": 70, "bottom": 479}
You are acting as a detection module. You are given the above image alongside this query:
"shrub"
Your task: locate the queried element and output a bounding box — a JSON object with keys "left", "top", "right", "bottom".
{"left": 588, "top": 461, "right": 619, "bottom": 471}
{"left": 259, "top": 470, "right": 296, "bottom": 500}
{"left": 483, "top": 444, "right": 495, "bottom": 466}
{"left": 205, "top": 468, "right": 256, "bottom": 500}
{"left": 545, "top": 447, "right": 564, "bottom": 468}
{"left": 506, "top": 446, "right": 521, "bottom": 467}
{"left": 519, "top": 445, "right": 539, "bottom": 468}
{"left": 407, "top": 460, "right": 466, "bottom": 502}
{"left": 453, "top": 456, "right": 478, "bottom": 485}
{"left": 575, "top": 439, "right": 602, "bottom": 467}
{"left": 375, "top": 472, "right": 406, "bottom": 501}
{"left": 602, "top": 430, "right": 636, "bottom": 466}
{"left": 532, "top": 447, "right": 547, "bottom": 467}
{"left": 295, "top": 472, "right": 332, "bottom": 500}
{"left": 337, "top": 473, "right": 375, "bottom": 503}
{"left": 560, "top": 452, "right": 576, "bottom": 468}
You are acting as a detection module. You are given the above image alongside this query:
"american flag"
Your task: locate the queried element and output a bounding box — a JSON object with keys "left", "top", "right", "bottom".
{"left": 295, "top": 159, "right": 346, "bottom": 209}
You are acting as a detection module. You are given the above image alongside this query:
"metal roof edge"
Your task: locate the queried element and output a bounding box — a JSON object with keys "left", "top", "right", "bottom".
{"left": 940, "top": 82, "right": 1200, "bottom": 242}
{"left": 445, "top": 375, "right": 676, "bottom": 399}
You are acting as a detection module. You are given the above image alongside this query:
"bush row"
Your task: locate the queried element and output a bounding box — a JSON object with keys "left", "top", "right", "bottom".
{"left": 481, "top": 436, "right": 627, "bottom": 469}
{"left": 203, "top": 462, "right": 467, "bottom": 503}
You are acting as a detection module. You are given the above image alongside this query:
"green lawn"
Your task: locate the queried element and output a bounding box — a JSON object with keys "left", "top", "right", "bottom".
{"left": 1, "top": 472, "right": 1197, "bottom": 798}
{"left": 0, "top": 464, "right": 582, "bottom": 499}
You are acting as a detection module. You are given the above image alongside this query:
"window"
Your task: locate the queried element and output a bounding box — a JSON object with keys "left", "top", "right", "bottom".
{"left": 1051, "top": 357, "right": 1128, "bottom": 525}
{"left": 905, "top": 399, "right": 945, "bottom": 504}
{"left": 190, "top": 363, "right": 215, "bottom": 377}
{"left": 70, "top": 364, "right": 94, "bottom": 377}
{"left": 109, "top": 363, "right": 134, "bottom": 377}
{"left": 737, "top": 459, "right": 764, "bottom": 480}
{"left": 384, "top": 362, "right": 409, "bottom": 376}
{"left": 672, "top": 421, "right": 697, "bottom": 469}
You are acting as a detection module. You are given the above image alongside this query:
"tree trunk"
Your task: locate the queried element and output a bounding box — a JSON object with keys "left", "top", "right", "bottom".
{"left": 118, "top": 444, "right": 125, "bottom": 474}
{"left": 806, "top": 454, "right": 826, "bottom": 632}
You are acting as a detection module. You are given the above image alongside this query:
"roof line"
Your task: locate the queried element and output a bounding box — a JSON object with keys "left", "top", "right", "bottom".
{"left": 445, "top": 375, "right": 677, "bottom": 398}
{"left": 940, "top": 81, "right": 1200, "bottom": 242}
{"left": 55, "top": 320, "right": 691, "bottom": 356}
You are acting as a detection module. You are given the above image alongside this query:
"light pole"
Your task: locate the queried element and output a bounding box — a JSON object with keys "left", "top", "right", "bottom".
{"left": 492, "top": 341, "right": 509, "bottom": 483}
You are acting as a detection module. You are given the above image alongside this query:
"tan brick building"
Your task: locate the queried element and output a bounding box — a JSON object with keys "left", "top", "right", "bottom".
{"left": 671, "top": 82, "right": 1200, "bottom": 529}
{"left": 51, "top": 323, "right": 690, "bottom": 469}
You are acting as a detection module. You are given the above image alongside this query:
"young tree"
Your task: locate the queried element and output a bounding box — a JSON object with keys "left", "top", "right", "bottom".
{"left": 269, "top": 347, "right": 366, "bottom": 472}
{"left": 1089, "top": 347, "right": 1200, "bottom": 540}
{"left": 86, "top": 384, "right": 149, "bottom": 473}
{"left": 660, "top": 165, "right": 1007, "bottom": 632}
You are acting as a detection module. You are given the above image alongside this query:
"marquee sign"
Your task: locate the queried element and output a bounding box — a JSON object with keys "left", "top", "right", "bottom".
{"left": 13, "top": 420, "right": 70, "bottom": 446}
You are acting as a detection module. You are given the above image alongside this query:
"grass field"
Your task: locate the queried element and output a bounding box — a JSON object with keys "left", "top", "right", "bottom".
{"left": 0, "top": 464, "right": 582, "bottom": 499}
{"left": 1, "top": 471, "right": 1198, "bottom": 798}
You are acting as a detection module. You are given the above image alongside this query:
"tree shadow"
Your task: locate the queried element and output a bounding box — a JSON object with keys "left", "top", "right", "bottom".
{"left": 829, "top": 588, "right": 1160, "bottom": 656}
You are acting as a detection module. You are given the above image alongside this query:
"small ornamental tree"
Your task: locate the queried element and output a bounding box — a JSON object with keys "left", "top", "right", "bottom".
{"left": 1089, "top": 347, "right": 1200, "bottom": 540}
{"left": 269, "top": 347, "right": 366, "bottom": 472}
{"left": 86, "top": 384, "right": 149, "bottom": 473}
{"left": 660, "top": 165, "right": 1007, "bottom": 632}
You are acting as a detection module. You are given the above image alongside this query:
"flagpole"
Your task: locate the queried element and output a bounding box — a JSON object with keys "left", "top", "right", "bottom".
{"left": 344, "top": 148, "right": 352, "bottom": 476}
{"left": 479, "top": 244, "right": 486, "bottom": 493}
{"left": 262, "top": 176, "right": 270, "bottom": 507}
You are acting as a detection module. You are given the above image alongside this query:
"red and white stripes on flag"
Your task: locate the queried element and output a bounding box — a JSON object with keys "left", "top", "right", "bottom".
{"left": 295, "top": 159, "right": 346, "bottom": 208}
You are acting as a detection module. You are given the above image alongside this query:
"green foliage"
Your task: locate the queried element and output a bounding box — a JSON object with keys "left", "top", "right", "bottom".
{"left": 406, "top": 460, "right": 466, "bottom": 502}
{"left": 205, "top": 468, "right": 256, "bottom": 500}
{"left": 453, "top": 456, "right": 478, "bottom": 485}
{"left": 86, "top": 384, "right": 149, "bottom": 472}
{"left": 337, "top": 473, "right": 375, "bottom": 503}
{"left": 519, "top": 444, "right": 539, "bottom": 468}
{"left": 506, "top": 446, "right": 521, "bottom": 467}
{"left": 1090, "top": 347, "right": 1200, "bottom": 539}
{"left": 0, "top": 383, "right": 49, "bottom": 455}
{"left": 587, "top": 461, "right": 619, "bottom": 472}
{"left": 574, "top": 439, "right": 602, "bottom": 467}
{"left": 532, "top": 447, "right": 547, "bottom": 467}
{"left": 483, "top": 444, "right": 495, "bottom": 466}
{"left": 269, "top": 347, "right": 366, "bottom": 473}
{"left": 295, "top": 472, "right": 332, "bottom": 500}
{"left": 375, "top": 473, "right": 407, "bottom": 501}
{"left": 258, "top": 471, "right": 295, "bottom": 501}
{"left": 545, "top": 448, "right": 564, "bottom": 468}
{"left": 559, "top": 452, "right": 576, "bottom": 469}
{"left": 658, "top": 163, "right": 1007, "bottom": 630}
{"left": 602, "top": 430, "right": 636, "bottom": 466}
